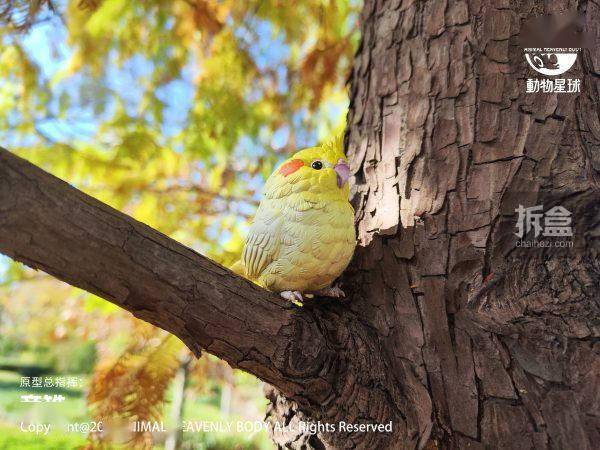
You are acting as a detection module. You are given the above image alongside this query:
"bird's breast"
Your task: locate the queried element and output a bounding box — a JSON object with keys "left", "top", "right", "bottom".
{"left": 260, "top": 195, "right": 355, "bottom": 292}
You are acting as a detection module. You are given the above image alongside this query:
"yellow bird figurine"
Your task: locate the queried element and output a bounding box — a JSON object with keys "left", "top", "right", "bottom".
{"left": 241, "top": 134, "right": 356, "bottom": 303}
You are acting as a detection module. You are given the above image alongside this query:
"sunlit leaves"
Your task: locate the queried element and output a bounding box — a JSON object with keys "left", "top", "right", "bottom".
{"left": 2, "top": 1, "right": 357, "bottom": 249}
{"left": 0, "top": 0, "right": 359, "bottom": 345}
{"left": 0, "top": 2, "right": 357, "bottom": 445}
{"left": 0, "top": 0, "right": 56, "bottom": 31}
{"left": 87, "top": 333, "right": 182, "bottom": 447}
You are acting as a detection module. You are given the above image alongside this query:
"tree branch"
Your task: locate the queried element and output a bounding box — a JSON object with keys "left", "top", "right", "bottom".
{"left": 0, "top": 147, "right": 337, "bottom": 406}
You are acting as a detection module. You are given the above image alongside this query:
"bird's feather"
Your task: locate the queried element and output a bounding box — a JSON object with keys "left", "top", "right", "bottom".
{"left": 242, "top": 202, "right": 281, "bottom": 280}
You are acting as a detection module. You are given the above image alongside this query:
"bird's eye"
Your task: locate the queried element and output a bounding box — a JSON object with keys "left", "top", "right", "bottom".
{"left": 311, "top": 160, "right": 323, "bottom": 170}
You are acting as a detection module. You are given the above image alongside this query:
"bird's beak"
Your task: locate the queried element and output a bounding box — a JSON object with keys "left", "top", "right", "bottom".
{"left": 334, "top": 159, "right": 350, "bottom": 188}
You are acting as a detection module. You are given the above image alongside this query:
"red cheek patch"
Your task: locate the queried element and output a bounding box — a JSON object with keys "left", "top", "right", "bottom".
{"left": 278, "top": 159, "right": 304, "bottom": 177}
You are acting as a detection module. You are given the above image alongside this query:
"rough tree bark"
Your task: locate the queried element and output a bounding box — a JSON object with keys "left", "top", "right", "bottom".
{"left": 0, "top": 1, "right": 599, "bottom": 450}
{"left": 265, "top": 0, "right": 599, "bottom": 449}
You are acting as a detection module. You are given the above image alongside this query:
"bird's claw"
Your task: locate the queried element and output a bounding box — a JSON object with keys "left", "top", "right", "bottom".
{"left": 280, "top": 286, "right": 346, "bottom": 305}
{"left": 280, "top": 290, "right": 304, "bottom": 306}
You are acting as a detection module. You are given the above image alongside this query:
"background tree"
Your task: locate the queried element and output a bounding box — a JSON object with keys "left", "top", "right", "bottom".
{"left": 1, "top": 1, "right": 599, "bottom": 450}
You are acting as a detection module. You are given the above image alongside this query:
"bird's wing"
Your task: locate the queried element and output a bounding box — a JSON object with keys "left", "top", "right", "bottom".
{"left": 242, "top": 202, "right": 281, "bottom": 280}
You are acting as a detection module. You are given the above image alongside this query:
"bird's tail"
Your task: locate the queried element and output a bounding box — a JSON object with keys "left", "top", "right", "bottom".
{"left": 228, "top": 260, "right": 264, "bottom": 288}
{"left": 228, "top": 259, "right": 245, "bottom": 277}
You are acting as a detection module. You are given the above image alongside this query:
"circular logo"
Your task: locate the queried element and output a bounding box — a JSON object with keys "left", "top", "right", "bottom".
{"left": 525, "top": 52, "right": 578, "bottom": 76}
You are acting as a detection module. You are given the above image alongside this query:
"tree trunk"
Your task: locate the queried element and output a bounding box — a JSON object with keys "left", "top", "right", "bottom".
{"left": 265, "top": 0, "right": 599, "bottom": 449}
{"left": 0, "top": 1, "right": 598, "bottom": 450}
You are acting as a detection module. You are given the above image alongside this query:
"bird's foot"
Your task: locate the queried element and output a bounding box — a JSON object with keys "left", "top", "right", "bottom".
{"left": 312, "top": 285, "right": 345, "bottom": 299}
{"left": 280, "top": 290, "right": 304, "bottom": 306}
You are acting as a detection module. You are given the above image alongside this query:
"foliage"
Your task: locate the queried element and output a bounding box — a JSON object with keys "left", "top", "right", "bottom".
{"left": 0, "top": 0, "right": 358, "bottom": 258}
{"left": 0, "top": 0, "right": 58, "bottom": 32}
{"left": 0, "top": 0, "right": 358, "bottom": 447}
{"left": 0, "top": 369, "right": 271, "bottom": 449}
{"left": 54, "top": 340, "right": 98, "bottom": 374}
{"left": 87, "top": 331, "right": 181, "bottom": 447}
